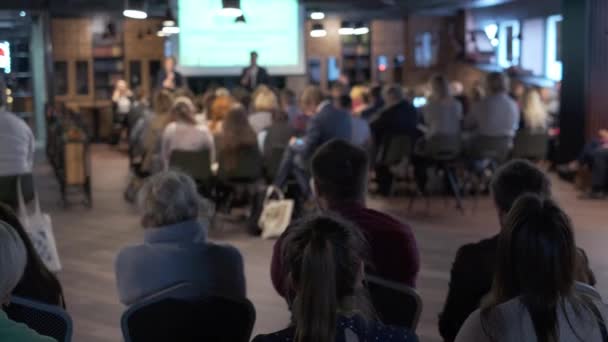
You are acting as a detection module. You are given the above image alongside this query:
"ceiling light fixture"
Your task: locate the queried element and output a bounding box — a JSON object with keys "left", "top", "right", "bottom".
{"left": 162, "top": 6, "right": 176, "bottom": 27}
{"left": 123, "top": 0, "right": 148, "bottom": 19}
{"left": 219, "top": 0, "right": 243, "bottom": 17}
{"left": 162, "top": 26, "right": 180, "bottom": 34}
{"left": 338, "top": 21, "right": 354, "bottom": 35}
{"left": 235, "top": 15, "right": 246, "bottom": 24}
{"left": 310, "top": 23, "right": 327, "bottom": 38}
{"left": 310, "top": 11, "right": 325, "bottom": 20}
{"left": 353, "top": 22, "right": 369, "bottom": 35}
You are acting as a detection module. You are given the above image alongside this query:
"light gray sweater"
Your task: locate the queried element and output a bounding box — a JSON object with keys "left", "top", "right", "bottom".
{"left": 115, "top": 219, "right": 246, "bottom": 306}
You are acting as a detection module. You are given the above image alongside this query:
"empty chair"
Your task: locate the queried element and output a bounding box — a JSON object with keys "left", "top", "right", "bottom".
{"left": 121, "top": 292, "right": 256, "bottom": 342}
{"left": 0, "top": 174, "right": 34, "bottom": 210}
{"left": 365, "top": 275, "right": 422, "bottom": 331}
{"left": 169, "top": 149, "right": 213, "bottom": 195}
{"left": 511, "top": 132, "right": 549, "bottom": 161}
{"left": 5, "top": 296, "right": 73, "bottom": 342}
{"left": 469, "top": 135, "right": 513, "bottom": 165}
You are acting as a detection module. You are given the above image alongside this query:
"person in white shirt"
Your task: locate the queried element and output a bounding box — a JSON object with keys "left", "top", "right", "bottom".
{"left": 0, "top": 81, "right": 35, "bottom": 176}
{"left": 249, "top": 88, "right": 277, "bottom": 134}
{"left": 466, "top": 72, "right": 520, "bottom": 137}
{"left": 161, "top": 97, "right": 215, "bottom": 171}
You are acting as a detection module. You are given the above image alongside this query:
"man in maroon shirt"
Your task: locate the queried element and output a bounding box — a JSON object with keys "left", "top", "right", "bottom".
{"left": 271, "top": 139, "right": 420, "bottom": 298}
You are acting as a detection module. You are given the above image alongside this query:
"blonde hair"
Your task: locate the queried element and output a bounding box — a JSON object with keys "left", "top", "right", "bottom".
{"left": 350, "top": 86, "right": 369, "bottom": 103}
{"left": 522, "top": 88, "right": 548, "bottom": 131}
{"left": 253, "top": 89, "right": 279, "bottom": 112}
{"left": 300, "top": 86, "right": 324, "bottom": 113}
{"left": 0, "top": 221, "right": 27, "bottom": 299}
{"left": 209, "top": 95, "right": 234, "bottom": 133}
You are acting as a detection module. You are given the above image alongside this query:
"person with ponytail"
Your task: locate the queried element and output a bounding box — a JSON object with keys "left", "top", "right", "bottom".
{"left": 455, "top": 194, "right": 608, "bottom": 342}
{"left": 254, "top": 214, "right": 417, "bottom": 342}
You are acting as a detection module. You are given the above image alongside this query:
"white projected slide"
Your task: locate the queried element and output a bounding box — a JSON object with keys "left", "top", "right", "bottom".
{"left": 177, "top": 0, "right": 305, "bottom": 76}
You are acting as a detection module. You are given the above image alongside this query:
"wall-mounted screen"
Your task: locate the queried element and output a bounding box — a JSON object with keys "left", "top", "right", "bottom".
{"left": 0, "top": 41, "right": 11, "bottom": 74}
{"left": 177, "top": 0, "right": 305, "bottom": 76}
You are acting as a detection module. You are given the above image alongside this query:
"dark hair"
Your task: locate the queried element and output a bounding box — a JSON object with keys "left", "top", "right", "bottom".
{"left": 282, "top": 214, "right": 371, "bottom": 342}
{"left": 311, "top": 139, "right": 369, "bottom": 203}
{"left": 370, "top": 85, "right": 382, "bottom": 101}
{"left": 338, "top": 95, "right": 352, "bottom": 110}
{"left": 219, "top": 105, "right": 257, "bottom": 171}
{"left": 491, "top": 159, "right": 551, "bottom": 213}
{"left": 0, "top": 204, "right": 64, "bottom": 307}
{"left": 482, "top": 194, "right": 591, "bottom": 342}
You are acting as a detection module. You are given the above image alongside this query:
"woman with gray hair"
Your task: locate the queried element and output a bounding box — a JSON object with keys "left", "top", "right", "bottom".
{"left": 0, "top": 221, "right": 55, "bottom": 341}
{"left": 115, "top": 171, "right": 246, "bottom": 305}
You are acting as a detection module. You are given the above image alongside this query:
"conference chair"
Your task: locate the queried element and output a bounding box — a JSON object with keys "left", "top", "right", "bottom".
{"left": 169, "top": 149, "right": 214, "bottom": 196}
{"left": 264, "top": 145, "right": 286, "bottom": 182}
{"left": 511, "top": 131, "right": 549, "bottom": 161}
{"left": 376, "top": 135, "right": 413, "bottom": 196}
{"left": 121, "top": 284, "right": 256, "bottom": 342}
{"left": 5, "top": 296, "right": 73, "bottom": 342}
{"left": 365, "top": 275, "right": 422, "bottom": 331}
{"left": 216, "top": 145, "right": 264, "bottom": 213}
{"left": 0, "top": 174, "right": 34, "bottom": 210}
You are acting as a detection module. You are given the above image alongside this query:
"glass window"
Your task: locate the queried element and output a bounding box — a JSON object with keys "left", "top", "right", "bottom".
{"left": 546, "top": 15, "right": 563, "bottom": 81}
{"left": 75, "top": 60, "right": 89, "bottom": 95}
{"left": 54, "top": 61, "right": 68, "bottom": 96}
{"left": 498, "top": 20, "right": 521, "bottom": 68}
{"left": 415, "top": 32, "right": 437, "bottom": 68}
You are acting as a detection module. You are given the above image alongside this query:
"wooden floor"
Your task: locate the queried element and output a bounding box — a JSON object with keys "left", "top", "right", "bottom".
{"left": 35, "top": 145, "right": 608, "bottom": 342}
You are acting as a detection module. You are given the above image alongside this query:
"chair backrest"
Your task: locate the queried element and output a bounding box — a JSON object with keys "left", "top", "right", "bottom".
{"left": 218, "top": 146, "right": 263, "bottom": 182}
{"left": 264, "top": 145, "right": 286, "bottom": 181}
{"left": 426, "top": 134, "right": 462, "bottom": 161}
{"left": 511, "top": 131, "right": 549, "bottom": 160}
{"left": 169, "top": 149, "right": 212, "bottom": 182}
{"left": 471, "top": 135, "right": 513, "bottom": 162}
{"left": 0, "top": 174, "right": 34, "bottom": 209}
{"left": 365, "top": 275, "right": 422, "bottom": 331}
{"left": 379, "top": 135, "right": 412, "bottom": 165}
{"left": 5, "top": 296, "right": 73, "bottom": 342}
{"left": 121, "top": 289, "right": 256, "bottom": 342}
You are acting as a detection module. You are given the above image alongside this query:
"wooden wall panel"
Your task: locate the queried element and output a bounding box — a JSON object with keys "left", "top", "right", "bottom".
{"left": 371, "top": 20, "right": 405, "bottom": 83}
{"left": 586, "top": 0, "right": 608, "bottom": 137}
{"left": 123, "top": 19, "right": 164, "bottom": 98}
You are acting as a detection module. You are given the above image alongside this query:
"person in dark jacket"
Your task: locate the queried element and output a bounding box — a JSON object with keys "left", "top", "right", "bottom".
{"left": 0, "top": 204, "right": 65, "bottom": 308}
{"left": 370, "top": 84, "right": 421, "bottom": 195}
{"left": 156, "top": 56, "right": 185, "bottom": 91}
{"left": 240, "top": 51, "right": 270, "bottom": 91}
{"left": 438, "top": 159, "right": 596, "bottom": 342}
{"left": 273, "top": 86, "right": 352, "bottom": 197}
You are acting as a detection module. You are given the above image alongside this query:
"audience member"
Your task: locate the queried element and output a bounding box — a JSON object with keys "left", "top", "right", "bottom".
{"left": 240, "top": 51, "right": 270, "bottom": 91}
{"left": 0, "top": 204, "right": 65, "bottom": 307}
{"left": 508, "top": 79, "right": 525, "bottom": 108}
{"left": 249, "top": 88, "right": 278, "bottom": 133}
{"left": 338, "top": 95, "right": 371, "bottom": 148}
{"left": 450, "top": 81, "right": 469, "bottom": 116}
{"left": 126, "top": 87, "right": 150, "bottom": 134}
{"left": 156, "top": 56, "right": 185, "bottom": 90}
{"left": 520, "top": 87, "right": 550, "bottom": 133}
{"left": 370, "top": 84, "right": 420, "bottom": 195}
{"left": 0, "top": 220, "right": 56, "bottom": 341}
{"left": 279, "top": 88, "right": 301, "bottom": 129}
{"left": 455, "top": 194, "right": 607, "bottom": 342}
{"left": 257, "top": 214, "right": 417, "bottom": 342}
{"left": 261, "top": 110, "right": 293, "bottom": 159}
{"left": 350, "top": 85, "right": 370, "bottom": 115}
{"left": 208, "top": 95, "right": 234, "bottom": 135}
{"left": 232, "top": 86, "right": 252, "bottom": 111}
{"left": 115, "top": 171, "right": 246, "bottom": 305}
{"left": 140, "top": 90, "right": 175, "bottom": 174}
{"left": 465, "top": 72, "right": 519, "bottom": 138}
{"left": 360, "top": 85, "right": 385, "bottom": 120}
{"left": 0, "top": 84, "right": 35, "bottom": 177}
{"left": 216, "top": 105, "right": 260, "bottom": 176}
{"left": 112, "top": 79, "right": 133, "bottom": 132}
{"left": 422, "top": 75, "right": 463, "bottom": 139}
{"left": 273, "top": 86, "right": 352, "bottom": 197}
{"left": 271, "top": 140, "right": 420, "bottom": 298}
{"left": 161, "top": 97, "right": 215, "bottom": 170}
{"left": 438, "top": 160, "right": 596, "bottom": 342}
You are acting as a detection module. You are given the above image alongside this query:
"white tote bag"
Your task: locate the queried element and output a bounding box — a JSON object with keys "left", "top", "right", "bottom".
{"left": 258, "top": 186, "right": 294, "bottom": 240}
{"left": 17, "top": 179, "right": 62, "bottom": 272}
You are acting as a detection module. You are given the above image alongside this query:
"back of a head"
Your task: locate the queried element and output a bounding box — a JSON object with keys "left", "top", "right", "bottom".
{"left": 486, "top": 72, "right": 509, "bottom": 95}
{"left": 350, "top": 85, "right": 369, "bottom": 104}
{"left": 282, "top": 214, "right": 368, "bottom": 342}
{"left": 311, "top": 139, "right": 369, "bottom": 204}
{"left": 280, "top": 88, "right": 296, "bottom": 106}
{"left": 154, "top": 90, "right": 175, "bottom": 114}
{"left": 210, "top": 95, "right": 234, "bottom": 126}
{"left": 522, "top": 88, "right": 549, "bottom": 130}
{"left": 370, "top": 85, "right": 382, "bottom": 102}
{"left": 0, "top": 220, "right": 27, "bottom": 299}
{"left": 170, "top": 97, "right": 196, "bottom": 124}
{"left": 491, "top": 159, "right": 551, "bottom": 214}
{"left": 139, "top": 171, "right": 202, "bottom": 228}
{"left": 431, "top": 75, "right": 451, "bottom": 100}
{"left": 222, "top": 105, "right": 256, "bottom": 149}
{"left": 253, "top": 89, "right": 279, "bottom": 113}
{"left": 383, "top": 84, "right": 404, "bottom": 105}
{"left": 338, "top": 95, "right": 352, "bottom": 111}
{"left": 487, "top": 194, "right": 577, "bottom": 342}
{"left": 301, "top": 85, "right": 324, "bottom": 112}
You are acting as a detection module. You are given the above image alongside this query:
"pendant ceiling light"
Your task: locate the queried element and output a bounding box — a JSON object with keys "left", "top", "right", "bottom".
{"left": 310, "top": 23, "right": 327, "bottom": 38}
{"left": 162, "top": 6, "right": 176, "bottom": 27}
{"left": 123, "top": 0, "right": 148, "bottom": 19}
{"left": 219, "top": 0, "right": 243, "bottom": 17}
{"left": 353, "top": 22, "right": 369, "bottom": 35}
{"left": 235, "top": 14, "right": 246, "bottom": 24}
{"left": 338, "top": 21, "right": 354, "bottom": 35}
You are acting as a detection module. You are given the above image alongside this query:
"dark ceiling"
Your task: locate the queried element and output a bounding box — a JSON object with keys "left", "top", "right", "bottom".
{"left": 0, "top": 0, "right": 516, "bottom": 17}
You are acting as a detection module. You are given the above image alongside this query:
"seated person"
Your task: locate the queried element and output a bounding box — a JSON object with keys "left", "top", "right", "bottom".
{"left": 216, "top": 105, "right": 261, "bottom": 180}
{"left": 0, "top": 220, "right": 56, "bottom": 341}
{"left": 208, "top": 94, "right": 234, "bottom": 135}
{"left": 137, "top": 90, "right": 175, "bottom": 175}
{"left": 161, "top": 97, "right": 215, "bottom": 170}
{"left": 0, "top": 84, "right": 35, "bottom": 177}
{"left": 370, "top": 84, "right": 420, "bottom": 195}
{"left": 587, "top": 145, "right": 608, "bottom": 199}
{"left": 360, "top": 85, "right": 384, "bottom": 120}
{"left": 261, "top": 110, "right": 293, "bottom": 160}
{"left": 465, "top": 72, "right": 519, "bottom": 139}
{"left": 273, "top": 86, "right": 352, "bottom": 197}
{"left": 455, "top": 194, "right": 607, "bottom": 342}
{"left": 272, "top": 140, "right": 420, "bottom": 298}
{"left": 115, "top": 171, "right": 246, "bottom": 305}
{"left": 279, "top": 88, "right": 302, "bottom": 131}
{"left": 438, "top": 160, "right": 596, "bottom": 342}
{"left": 519, "top": 87, "right": 550, "bottom": 134}
{"left": 249, "top": 88, "right": 278, "bottom": 134}
{"left": 0, "top": 204, "right": 65, "bottom": 307}
{"left": 255, "top": 214, "right": 417, "bottom": 342}
{"left": 337, "top": 95, "right": 371, "bottom": 149}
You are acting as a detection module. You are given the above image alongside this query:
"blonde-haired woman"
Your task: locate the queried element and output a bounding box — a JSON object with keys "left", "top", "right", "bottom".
{"left": 208, "top": 95, "right": 234, "bottom": 135}
{"left": 249, "top": 88, "right": 279, "bottom": 133}
{"left": 0, "top": 221, "right": 56, "bottom": 341}
{"left": 350, "top": 85, "right": 369, "bottom": 115}
{"left": 161, "top": 97, "right": 215, "bottom": 170}
{"left": 520, "top": 87, "right": 550, "bottom": 133}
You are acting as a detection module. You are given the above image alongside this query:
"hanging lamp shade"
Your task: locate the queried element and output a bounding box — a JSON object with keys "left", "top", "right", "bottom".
{"left": 219, "top": 0, "right": 243, "bottom": 17}
{"left": 123, "top": 0, "right": 148, "bottom": 19}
